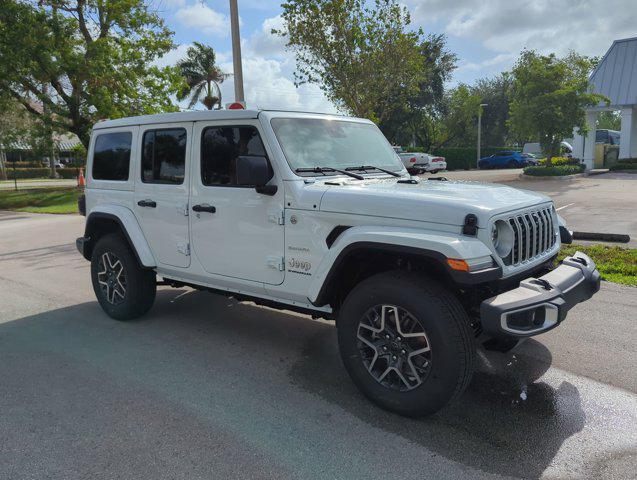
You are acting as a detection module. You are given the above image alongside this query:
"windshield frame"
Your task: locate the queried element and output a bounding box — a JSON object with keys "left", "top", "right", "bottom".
{"left": 269, "top": 115, "right": 405, "bottom": 178}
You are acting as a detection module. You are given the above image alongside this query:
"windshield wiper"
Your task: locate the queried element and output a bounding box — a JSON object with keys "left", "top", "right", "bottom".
{"left": 295, "top": 167, "right": 364, "bottom": 180}
{"left": 345, "top": 165, "right": 403, "bottom": 178}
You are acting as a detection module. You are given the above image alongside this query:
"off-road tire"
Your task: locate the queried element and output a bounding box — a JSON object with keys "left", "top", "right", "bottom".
{"left": 91, "top": 233, "right": 156, "bottom": 320}
{"left": 337, "top": 270, "right": 475, "bottom": 417}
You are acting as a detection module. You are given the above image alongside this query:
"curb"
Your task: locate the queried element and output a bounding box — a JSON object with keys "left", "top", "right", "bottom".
{"left": 519, "top": 173, "right": 587, "bottom": 181}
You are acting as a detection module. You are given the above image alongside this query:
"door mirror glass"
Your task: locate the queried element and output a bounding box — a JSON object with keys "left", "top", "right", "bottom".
{"left": 236, "top": 155, "right": 272, "bottom": 186}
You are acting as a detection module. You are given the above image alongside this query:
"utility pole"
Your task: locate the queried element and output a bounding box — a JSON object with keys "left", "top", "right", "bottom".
{"left": 477, "top": 103, "right": 488, "bottom": 169}
{"left": 229, "top": 0, "right": 245, "bottom": 103}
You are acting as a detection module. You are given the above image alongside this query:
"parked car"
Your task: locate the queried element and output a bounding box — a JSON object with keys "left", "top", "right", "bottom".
{"left": 393, "top": 147, "right": 447, "bottom": 174}
{"left": 478, "top": 151, "right": 526, "bottom": 169}
{"left": 596, "top": 129, "right": 620, "bottom": 145}
{"left": 521, "top": 153, "right": 539, "bottom": 166}
{"left": 76, "top": 109, "right": 599, "bottom": 417}
{"left": 522, "top": 141, "right": 573, "bottom": 158}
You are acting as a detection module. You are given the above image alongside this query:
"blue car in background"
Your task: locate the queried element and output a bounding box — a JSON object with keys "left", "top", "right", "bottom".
{"left": 478, "top": 151, "right": 530, "bottom": 169}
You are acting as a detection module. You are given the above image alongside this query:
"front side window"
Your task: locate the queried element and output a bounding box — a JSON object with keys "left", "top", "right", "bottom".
{"left": 92, "top": 132, "right": 132, "bottom": 181}
{"left": 201, "top": 126, "right": 267, "bottom": 186}
{"left": 142, "top": 128, "right": 187, "bottom": 184}
{"left": 270, "top": 118, "right": 403, "bottom": 176}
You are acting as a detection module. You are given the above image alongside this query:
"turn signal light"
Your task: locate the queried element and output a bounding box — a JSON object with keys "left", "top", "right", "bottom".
{"left": 447, "top": 259, "right": 470, "bottom": 272}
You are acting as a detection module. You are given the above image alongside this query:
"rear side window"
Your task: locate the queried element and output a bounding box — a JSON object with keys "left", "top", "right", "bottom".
{"left": 142, "top": 128, "right": 187, "bottom": 184}
{"left": 92, "top": 132, "right": 132, "bottom": 181}
{"left": 201, "top": 126, "right": 267, "bottom": 186}
{"left": 596, "top": 130, "right": 607, "bottom": 143}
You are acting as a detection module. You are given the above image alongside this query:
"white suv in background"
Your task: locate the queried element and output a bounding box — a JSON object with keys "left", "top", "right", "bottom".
{"left": 76, "top": 109, "right": 599, "bottom": 416}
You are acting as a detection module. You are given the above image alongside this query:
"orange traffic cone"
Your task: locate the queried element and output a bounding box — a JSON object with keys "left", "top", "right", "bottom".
{"left": 78, "top": 168, "right": 86, "bottom": 188}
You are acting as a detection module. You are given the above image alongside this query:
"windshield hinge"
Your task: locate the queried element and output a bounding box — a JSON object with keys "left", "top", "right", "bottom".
{"left": 177, "top": 242, "right": 190, "bottom": 256}
{"left": 268, "top": 210, "right": 285, "bottom": 225}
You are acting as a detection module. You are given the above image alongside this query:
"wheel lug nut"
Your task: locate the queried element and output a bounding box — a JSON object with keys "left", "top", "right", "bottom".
{"left": 397, "top": 337, "right": 402, "bottom": 342}
{"left": 401, "top": 349, "right": 406, "bottom": 355}
{"left": 383, "top": 346, "right": 388, "bottom": 351}
{"left": 392, "top": 355, "right": 397, "bottom": 361}
{"left": 385, "top": 334, "right": 390, "bottom": 339}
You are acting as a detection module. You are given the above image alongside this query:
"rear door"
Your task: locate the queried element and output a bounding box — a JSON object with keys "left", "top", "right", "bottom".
{"left": 134, "top": 123, "right": 192, "bottom": 268}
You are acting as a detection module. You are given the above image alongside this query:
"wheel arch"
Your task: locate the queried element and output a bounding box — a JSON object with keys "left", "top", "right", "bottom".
{"left": 308, "top": 227, "right": 498, "bottom": 309}
{"left": 83, "top": 206, "right": 156, "bottom": 268}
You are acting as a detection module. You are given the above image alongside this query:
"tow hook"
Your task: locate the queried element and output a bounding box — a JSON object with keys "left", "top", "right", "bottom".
{"left": 571, "top": 256, "right": 588, "bottom": 267}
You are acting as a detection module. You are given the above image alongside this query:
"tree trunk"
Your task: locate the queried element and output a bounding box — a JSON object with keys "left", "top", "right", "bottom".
{"left": 0, "top": 147, "right": 7, "bottom": 181}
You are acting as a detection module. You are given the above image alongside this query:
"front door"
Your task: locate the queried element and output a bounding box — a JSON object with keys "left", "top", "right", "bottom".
{"left": 190, "top": 121, "right": 285, "bottom": 285}
{"left": 134, "top": 123, "right": 192, "bottom": 268}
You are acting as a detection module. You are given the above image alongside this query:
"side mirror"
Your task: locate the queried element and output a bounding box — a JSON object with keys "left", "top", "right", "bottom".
{"left": 236, "top": 156, "right": 277, "bottom": 195}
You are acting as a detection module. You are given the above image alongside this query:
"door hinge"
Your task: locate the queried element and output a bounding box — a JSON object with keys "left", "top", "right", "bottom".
{"left": 177, "top": 242, "right": 190, "bottom": 256}
{"left": 268, "top": 210, "right": 285, "bottom": 225}
{"left": 267, "top": 255, "right": 285, "bottom": 271}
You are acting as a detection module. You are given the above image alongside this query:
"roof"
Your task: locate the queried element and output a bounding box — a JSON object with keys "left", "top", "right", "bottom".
{"left": 94, "top": 109, "right": 261, "bottom": 129}
{"left": 2, "top": 132, "right": 82, "bottom": 152}
{"left": 589, "top": 37, "right": 637, "bottom": 107}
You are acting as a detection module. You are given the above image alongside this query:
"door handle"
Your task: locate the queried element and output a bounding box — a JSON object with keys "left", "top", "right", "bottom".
{"left": 192, "top": 204, "right": 216, "bottom": 214}
{"left": 137, "top": 199, "right": 157, "bottom": 208}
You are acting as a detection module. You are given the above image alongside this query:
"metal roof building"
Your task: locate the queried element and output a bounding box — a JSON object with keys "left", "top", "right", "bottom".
{"left": 572, "top": 37, "right": 637, "bottom": 167}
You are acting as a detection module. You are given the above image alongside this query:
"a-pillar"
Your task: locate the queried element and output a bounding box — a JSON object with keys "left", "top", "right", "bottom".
{"left": 582, "top": 111, "right": 597, "bottom": 170}
{"left": 619, "top": 107, "right": 637, "bottom": 159}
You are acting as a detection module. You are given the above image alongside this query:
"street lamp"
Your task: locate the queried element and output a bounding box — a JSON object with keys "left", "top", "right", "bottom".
{"left": 477, "top": 103, "right": 488, "bottom": 169}
{"left": 229, "top": 0, "right": 245, "bottom": 103}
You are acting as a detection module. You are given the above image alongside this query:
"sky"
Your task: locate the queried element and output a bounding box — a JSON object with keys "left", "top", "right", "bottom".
{"left": 156, "top": 0, "right": 637, "bottom": 113}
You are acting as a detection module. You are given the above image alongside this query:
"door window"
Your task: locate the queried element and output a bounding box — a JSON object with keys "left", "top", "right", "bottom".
{"left": 201, "top": 126, "right": 267, "bottom": 186}
{"left": 141, "top": 128, "right": 187, "bottom": 184}
{"left": 92, "top": 132, "right": 132, "bottom": 181}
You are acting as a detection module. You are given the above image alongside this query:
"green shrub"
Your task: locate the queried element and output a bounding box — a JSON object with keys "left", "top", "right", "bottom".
{"left": 5, "top": 167, "right": 80, "bottom": 179}
{"left": 537, "top": 156, "right": 581, "bottom": 166}
{"left": 609, "top": 162, "right": 637, "bottom": 171}
{"left": 6, "top": 168, "right": 50, "bottom": 179}
{"left": 523, "top": 164, "right": 585, "bottom": 176}
{"left": 7, "top": 161, "right": 45, "bottom": 168}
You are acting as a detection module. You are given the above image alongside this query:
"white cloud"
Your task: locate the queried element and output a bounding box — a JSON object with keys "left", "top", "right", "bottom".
{"left": 455, "top": 53, "right": 516, "bottom": 74}
{"left": 159, "top": 0, "right": 186, "bottom": 8}
{"left": 245, "top": 15, "right": 287, "bottom": 58}
{"left": 174, "top": 3, "right": 230, "bottom": 37}
{"left": 154, "top": 43, "right": 191, "bottom": 68}
{"left": 407, "top": 0, "right": 636, "bottom": 58}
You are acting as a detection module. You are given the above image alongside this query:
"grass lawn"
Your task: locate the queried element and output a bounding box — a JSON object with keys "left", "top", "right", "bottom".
{"left": 0, "top": 187, "right": 81, "bottom": 214}
{"left": 559, "top": 244, "right": 637, "bottom": 287}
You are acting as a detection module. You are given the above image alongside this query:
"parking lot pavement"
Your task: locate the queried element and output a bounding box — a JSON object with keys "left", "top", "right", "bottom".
{"left": 1, "top": 213, "right": 636, "bottom": 480}
{"left": 430, "top": 170, "right": 637, "bottom": 247}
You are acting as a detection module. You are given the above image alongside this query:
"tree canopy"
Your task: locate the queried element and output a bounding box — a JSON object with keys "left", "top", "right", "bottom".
{"left": 275, "top": 0, "right": 455, "bottom": 136}
{"left": 176, "top": 42, "right": 230, "bottom": 110}
{"left": 0, "top": 0, "right": 182, "bottom": 147}
{"left": 508, "top": 50, "right": 605, "bottom": 163}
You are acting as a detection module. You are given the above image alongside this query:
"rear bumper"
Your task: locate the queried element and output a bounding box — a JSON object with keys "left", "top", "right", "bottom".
{"left": 480, "top": 251, "right": 600, "bottom": 337}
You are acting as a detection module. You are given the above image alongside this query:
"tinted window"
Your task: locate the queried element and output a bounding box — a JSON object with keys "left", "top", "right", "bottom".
{"left": 610, "top": 132, "right": 620, "bottom": 145}
{"left": 92, "top": 132, "right": 132, "bottom": 181}
{"left": 596, "top": 130, "right": 607, "bottom": 143}
{"left": 142, "top": 128, "right": 187, "bottom": 184}
{"left": 201, "top": 126, "right": 266, "bottom": 186}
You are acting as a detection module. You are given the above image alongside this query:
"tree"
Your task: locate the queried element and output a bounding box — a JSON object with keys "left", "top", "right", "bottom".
{"left": 0, "top": 0, "right": 182, "bottom": 148}
{"left": 597, "top": 111, "right": 621, "bottom": 131}
{"left": 470, "top": 73, "right": 513, "bottom": 147}
{"left": 176, "top": 42, "right": 229, "bottom": 110}
{"left": 379, "top": 34, "right": 457, "bottom": 147}
{"left": 0, "top": 95, "right": 40, "bottom": 183}
{"left": 437, "top": 85, "right": 482, "bottom": 148}
{"left": 274, "top": 0, "right": 444, "bottom": 126}
{"left": 508, "top": 50, "right": 605, "bottom": 165}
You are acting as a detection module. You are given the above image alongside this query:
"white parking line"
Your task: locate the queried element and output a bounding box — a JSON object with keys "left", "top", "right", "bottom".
{"left": 556, "top": 203, "right": 575, "bottom": 211}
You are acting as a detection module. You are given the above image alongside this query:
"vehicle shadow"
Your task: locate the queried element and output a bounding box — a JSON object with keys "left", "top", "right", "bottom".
{"left": 0, "top": 289, "right": 585, "bottom": 479}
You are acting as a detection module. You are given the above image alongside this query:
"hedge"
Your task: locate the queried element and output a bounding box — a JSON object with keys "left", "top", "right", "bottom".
{"left": 6, "top": 167, "right": 81, "bottom": 180}
{"left": 404, "top": 146, "right": 517, "bottom": 170}
{"left": 609, "top": 162, "right": 637, "bottom": 171}
{"left": 537, "top": 157, "right": 581, "bottom": 166}
{"left": 523, "top": 164, "right": 585, "bottom": 176}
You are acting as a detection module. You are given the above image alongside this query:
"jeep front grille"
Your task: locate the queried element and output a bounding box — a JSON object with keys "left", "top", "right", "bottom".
{"left": 506, "top": 207, "right": 557, "bottom": 265}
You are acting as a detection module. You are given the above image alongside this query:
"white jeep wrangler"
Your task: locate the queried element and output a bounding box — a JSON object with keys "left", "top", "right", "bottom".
{"left": 76, "top": 109, "right": 600, "bottom": 416}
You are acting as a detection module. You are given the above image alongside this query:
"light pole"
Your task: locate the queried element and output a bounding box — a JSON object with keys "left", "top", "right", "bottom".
{"left": 229, "top": 0, "right": 245, "bottom": 103}
{"left": 477, "top": 103, "right": 488, "bottom": 169}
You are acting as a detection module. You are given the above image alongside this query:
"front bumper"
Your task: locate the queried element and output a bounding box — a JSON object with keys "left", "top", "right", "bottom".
{"left": 480, "top": 251, "right": 600, "bottom": 337}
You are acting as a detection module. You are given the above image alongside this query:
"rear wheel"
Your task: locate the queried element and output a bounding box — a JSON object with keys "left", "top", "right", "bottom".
{"left": 507, "top": 160, "right": 519, "bottom": 168}
{"left": 337, "top": 270, "right": 475, "bottom": 416}
{"left": 91, "top": 233, "right": 156, "bottom": 320}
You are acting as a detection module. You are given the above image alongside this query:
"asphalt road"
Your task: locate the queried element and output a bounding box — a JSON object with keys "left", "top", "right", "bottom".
{"left": 0, "top": 211, "right": 636, "bottom": 479}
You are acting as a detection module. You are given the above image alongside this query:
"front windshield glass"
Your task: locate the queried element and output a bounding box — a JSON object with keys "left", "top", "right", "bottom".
{"left": 270, "top": 117, "right": 404, "bottom": 176}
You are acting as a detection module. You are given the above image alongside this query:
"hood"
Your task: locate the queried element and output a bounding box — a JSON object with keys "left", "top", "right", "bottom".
{"left": 319, "top": 178, "right": 551, "bottom": 226}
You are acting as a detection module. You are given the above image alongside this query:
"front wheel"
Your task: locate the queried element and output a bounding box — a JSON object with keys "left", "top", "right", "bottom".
{"left": 337, "top": 270, "right": 475, "bottom": 416}
{"left": 91, "top": 233, "right": 156, "bottom": 320}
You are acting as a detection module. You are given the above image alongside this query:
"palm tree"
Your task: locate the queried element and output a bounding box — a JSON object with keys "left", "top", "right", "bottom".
{"left": 176, "top": 42, "right": 230, "bottom": 110}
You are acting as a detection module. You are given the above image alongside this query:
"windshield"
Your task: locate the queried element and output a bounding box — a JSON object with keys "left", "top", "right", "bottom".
{"left": 270, "top": 117, "right": 404, "bottom": 176}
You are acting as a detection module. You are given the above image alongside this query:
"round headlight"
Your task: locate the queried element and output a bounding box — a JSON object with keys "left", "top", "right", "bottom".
{"left": 492, "top": 220, "right": 514, "bottom": 258}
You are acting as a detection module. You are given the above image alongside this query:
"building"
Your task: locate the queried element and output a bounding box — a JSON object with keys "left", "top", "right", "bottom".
{"left": 572, "top": 36, "right": 637, "bottom": 168}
